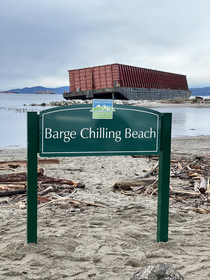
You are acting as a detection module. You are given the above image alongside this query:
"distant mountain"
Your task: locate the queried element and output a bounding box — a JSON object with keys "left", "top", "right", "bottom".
{"left": 190, "top": 87, "right": 210, "bottom": 96}
{"left": 9, "top": 86, "right": 69, "bottom": 94}
{"left": 8, "top": 86, "right": 210, "bottom": 97}
{"left": 91, "top": 105, "right": 115, "bottom": 112}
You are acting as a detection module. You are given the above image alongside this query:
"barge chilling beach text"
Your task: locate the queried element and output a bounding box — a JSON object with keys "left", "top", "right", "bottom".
{"left": 44, "top": 127, "right": 157, "bottom": 143}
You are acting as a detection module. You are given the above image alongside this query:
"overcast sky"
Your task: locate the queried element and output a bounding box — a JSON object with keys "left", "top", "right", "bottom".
{"left": 0, "top": 0, "right": 209, "bottom": 90}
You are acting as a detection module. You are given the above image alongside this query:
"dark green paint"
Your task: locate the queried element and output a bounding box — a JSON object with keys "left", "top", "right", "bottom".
{"left": 27, "top": 112, "right": 38, "bottom": 243}
{"left": 157, "top": 113, "right": 172, "bottom": 242}
{"left": 39, "top": 105, "right": 161, "bottom": 157}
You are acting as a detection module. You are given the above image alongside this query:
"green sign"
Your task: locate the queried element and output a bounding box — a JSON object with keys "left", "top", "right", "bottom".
{"left": 40, "top": 104, "right": 161, "bottom": 157}
{"left": 27, "top": 101, "right": 172, "bottom": 244}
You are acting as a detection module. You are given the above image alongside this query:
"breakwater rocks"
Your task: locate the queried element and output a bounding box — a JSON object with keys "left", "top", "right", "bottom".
{"left": 28, "top": 98, "right": 210, "bottom": 108}
{"left": 33, "top": 99, "right": 163, "bottom": 107}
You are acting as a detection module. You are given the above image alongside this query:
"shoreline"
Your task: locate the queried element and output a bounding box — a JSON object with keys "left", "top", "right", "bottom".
{"left": 45, "top": 98, "right": 210, "bottom": 108}
{"left": 139, "top": 101, "right": 210, "bottom": 108}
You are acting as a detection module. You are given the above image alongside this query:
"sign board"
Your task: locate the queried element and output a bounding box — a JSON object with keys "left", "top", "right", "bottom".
{"left": 39, "top": 103, "right": 161, "bottom": 157}
{"left": 27, "top": 101, "right": 172, "bottom": 244}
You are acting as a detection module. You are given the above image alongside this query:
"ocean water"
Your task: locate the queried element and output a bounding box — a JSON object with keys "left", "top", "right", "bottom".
{"left": 0, "top": 94, "right": 210, "bottom": 149}
{"left": 0, "top": 94, "right": 63, "bottom": 149}
{"left": 151, "top": 107, "right": 210, "bottom": 138}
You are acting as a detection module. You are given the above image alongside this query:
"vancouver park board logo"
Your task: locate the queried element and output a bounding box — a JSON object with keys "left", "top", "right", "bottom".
{"left": 91, "top": 100, "right": 115, "bottom": 119}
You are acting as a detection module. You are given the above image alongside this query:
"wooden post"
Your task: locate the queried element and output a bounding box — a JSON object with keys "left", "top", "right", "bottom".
{"left": 27, "top": 112, "right": 38, "bottom": 243}
{"left": 157, "top": 113, "right": 172, "bottom": 242}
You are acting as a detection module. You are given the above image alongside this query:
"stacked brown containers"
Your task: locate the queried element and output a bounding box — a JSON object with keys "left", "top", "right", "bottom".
{"left": 68, "top": 63, "right": 189, "bottom": 93}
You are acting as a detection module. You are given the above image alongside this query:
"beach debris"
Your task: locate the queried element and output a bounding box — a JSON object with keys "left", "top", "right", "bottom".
{"left": 0, "top": 167, "right": 106, "bottom": 211}
{"left": 114, "top": 153, "right": 210, "bottom": 212}
{"left": 0, "top": 158, "right": 59, "bottom": 168}
{"left": 0, "top": 168, "right": 84, "bottom": 187}
{"left": 38, "top": 197, "right": 107, "bottom": 209}
{"left": 0, "top": 188, "right": 26, "bottom": 197}
{"left": 133, "top": 161, "right": 159, "bottom": 179}
{"left": 199, "top": 177, "right": 207, "bottom": 193}
{"left": 17, "top": 201, "right": 26, "bottom": 209}
{"left": 193, "top": 208, "right": 210, "bottom": 214}
{"left": 0, "top": 168, "right": 88, "bottom": 210}
{"left": 207, "top": 178, "right": 210, "bottom": 198}
{"left": 113, "top": 178, "right": 156, "bottom": 191}
{"left": 191, "top": 96, "right": 204, "bottom": 103}
{"left": 130, "top": 262, "right": 184, "bottom": 280}
{"left": 169, "top": 186, "right": 201, "bottom": 197}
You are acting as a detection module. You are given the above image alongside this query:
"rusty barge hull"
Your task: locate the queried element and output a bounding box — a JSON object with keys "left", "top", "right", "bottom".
{"left": 63, "top": 87, "right": 191, "bottom": 100}
{"left": 64, "top": 63, "right": 191, "bottom": 100}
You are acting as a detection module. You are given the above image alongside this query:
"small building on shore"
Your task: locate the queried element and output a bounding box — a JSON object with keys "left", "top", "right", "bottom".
{"left": 63, "top": 63, "right": 191, "bottom": 100}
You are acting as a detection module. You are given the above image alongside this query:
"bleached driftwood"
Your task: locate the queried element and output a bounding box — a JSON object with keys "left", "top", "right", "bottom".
{"left": 133, "top": 161, "right": 159, "bottom": 179}
{"left": 199, "top": 177, "right": 207, "bottom": 194}
{"left": 113, "top": 178, "right": 156, "bottom": 190}
{"left": 0, "top": 184, "right": 26, "bottom": 189}
{"left": 38, "top": 198, "right": 107, "bottom": 209}
{"left": 206, "top": 178, "right": 210, "bottom": 197}
{"left": 169, "top": 186, "right": 200, "bottom": 197}
{"left": 0, "top": 158, "right": 59, "bottom": 168}
{"left": 193, "top": 208, "right": 210, "bottom": 214}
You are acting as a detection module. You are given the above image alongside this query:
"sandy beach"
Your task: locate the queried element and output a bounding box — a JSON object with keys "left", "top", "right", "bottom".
{"left": 140, "top": 100, "right": 210, "bottom": 109}
{"left": 0, "top": 135, "right": 210, "bottom": 279}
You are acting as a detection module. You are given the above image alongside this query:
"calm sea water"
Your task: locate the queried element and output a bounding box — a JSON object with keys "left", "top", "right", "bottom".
{"left": 0, "top": 94, "right": 64, "bottom": 149}
{"left": 0, "top": 94, "right": 210, "bottom": 149}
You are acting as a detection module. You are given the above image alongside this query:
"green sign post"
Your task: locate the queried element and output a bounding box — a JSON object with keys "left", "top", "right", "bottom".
{"left": 27, "top": 102, "right": 171, "bottom": 243}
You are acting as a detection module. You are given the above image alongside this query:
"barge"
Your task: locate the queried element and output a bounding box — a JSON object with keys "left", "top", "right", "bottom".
{"left": 0, "top": 91, "right": 19, "bottom": 94}
{"left": 63, "top": 63, "right": 191, "bottom": 100}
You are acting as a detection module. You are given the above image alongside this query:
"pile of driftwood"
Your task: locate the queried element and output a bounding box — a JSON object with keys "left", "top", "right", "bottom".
{"left": 0, "top": 159, "right": 106, "bottom": 210}
{"left": 1, "top": 154, "right": 210, "bottom": 213}
{"left": 113, "top": 153, "right": 210, "bottom": 214}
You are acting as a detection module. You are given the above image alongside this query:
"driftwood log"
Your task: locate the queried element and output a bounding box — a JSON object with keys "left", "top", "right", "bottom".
{"left": 199, "top": 177, "right": 207, "bottom": 194}
{"left": 193, "top": 208, "right": 210, "bottom": 214}
{"left": 0, "top": 188, "right": 26, "bottom": 197}
{"left": 169, "top": 186, "right": 200, "bottom": 197}
{"left": 113, "top": 178, "right": 156, "bottom": 190}
{"left": 0, "top": 168, "right": 85, "bottom": 197}
{"left": 0, "top": 168, "right": 84, "bottom": 187}
{"left": 207, "top": 178, "right": 210, "bottom": 197}
{"left": 38, "top": 197, "right": 107, "bottom": 209}
{"left": 0, "top": 184, "right": 26, "bottom": 189}
{"left": 133, "top": 161, "right": 159, "bottom": 179}
{"left": 0, "top": 159, "right": 59, "bottom": 168}
{"left": 0, "top": 169, "right": 43, "bottom": 183}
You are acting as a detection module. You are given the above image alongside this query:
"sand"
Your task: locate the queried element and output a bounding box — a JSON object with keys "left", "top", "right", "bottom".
{"left": 1, "top": 136, "right": 210, "bottom": 279}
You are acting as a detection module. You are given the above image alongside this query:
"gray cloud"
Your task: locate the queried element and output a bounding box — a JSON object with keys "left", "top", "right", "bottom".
{"left": 0, "top": 0, "right": 209, "bottom": 90}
